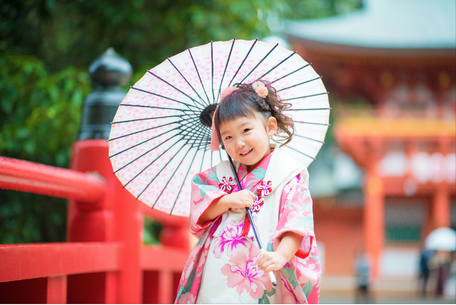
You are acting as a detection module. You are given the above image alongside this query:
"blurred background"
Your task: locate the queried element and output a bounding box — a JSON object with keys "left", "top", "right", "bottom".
{"left": 0, "top": 0, "right": 454, "bottom": 303}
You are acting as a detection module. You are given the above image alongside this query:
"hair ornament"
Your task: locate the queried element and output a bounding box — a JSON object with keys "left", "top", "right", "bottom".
{"left": 220, "top": 86, "right": 237, "bottom": 101}
{"left": 252, "top": 81, "right": 268, "bottom": 98}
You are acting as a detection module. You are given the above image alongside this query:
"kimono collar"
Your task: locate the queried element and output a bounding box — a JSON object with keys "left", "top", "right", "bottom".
{"left": 234, "top": 149, "right": 273, "bottom": 192}
{"left": 234, "top": 144, "right": 309, "bottom": 192}
{"left": 226, "top": 144, "right": 309, "bottom": 194}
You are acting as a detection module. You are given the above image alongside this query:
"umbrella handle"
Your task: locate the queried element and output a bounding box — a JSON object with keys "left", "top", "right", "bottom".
{"left": 227, "top": 154, "right": 277, "bottom": 287}
{"left": 260, "top": 249, "right": 278, "bottom": 286}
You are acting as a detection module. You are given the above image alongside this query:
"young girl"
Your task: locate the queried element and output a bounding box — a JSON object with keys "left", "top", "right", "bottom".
{"left": 175, "top": 81, "right": 321, "bottom": 304}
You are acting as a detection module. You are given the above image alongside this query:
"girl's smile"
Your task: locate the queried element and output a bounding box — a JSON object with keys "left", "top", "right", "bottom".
{"left": 220, "top": 113, "right": 277, "bottom": 169}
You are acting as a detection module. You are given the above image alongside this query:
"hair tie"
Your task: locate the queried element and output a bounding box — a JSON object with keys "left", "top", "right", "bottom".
{"left": 210, "top": 106, "right": 220, "bottom": 151}
{"left": 252, "top": 81, "right": 268, "bottom": 98}
{"left": 220, "top": 86, "right": 237, "bottom": 101}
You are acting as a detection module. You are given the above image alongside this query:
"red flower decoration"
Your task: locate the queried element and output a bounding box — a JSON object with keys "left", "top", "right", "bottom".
{"left": 251, "top": 180, "right": 272, "bottom": 214}
{"left": 219, "top": 176, "right": 237, "bottom": 194}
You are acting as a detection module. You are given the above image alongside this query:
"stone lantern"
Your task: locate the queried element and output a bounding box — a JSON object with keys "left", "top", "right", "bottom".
{"left": 78, "top": 48, "right": 132, "bottom": 140}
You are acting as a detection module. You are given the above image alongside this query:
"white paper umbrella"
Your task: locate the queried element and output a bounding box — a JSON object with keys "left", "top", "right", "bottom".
{"left": 425, "top": 227, "right": 456, "bottom": 251}
{"left": 108, "top": 39, "right": 330, "bottom": 216}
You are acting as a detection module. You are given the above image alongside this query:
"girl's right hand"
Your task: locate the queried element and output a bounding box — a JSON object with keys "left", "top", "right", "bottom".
{"left": 221, "top": 189, "right": 255, "bottom": 210}
{"left": 198, "top": 189, "right": 255, "bottom": 226}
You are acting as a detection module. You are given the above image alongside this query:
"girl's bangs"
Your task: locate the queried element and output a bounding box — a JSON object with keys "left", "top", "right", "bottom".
{"left": 216, "top": 94, "right": 256, "bottom": 125}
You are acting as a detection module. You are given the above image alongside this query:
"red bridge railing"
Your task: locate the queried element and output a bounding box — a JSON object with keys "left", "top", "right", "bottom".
{"left": 0, "top": 140, "right": 190, "bottom": 303}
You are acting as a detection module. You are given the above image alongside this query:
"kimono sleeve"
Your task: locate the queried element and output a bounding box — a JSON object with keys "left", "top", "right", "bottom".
{"left": 190, "top": 166, "right": 227, "bottom": 238}
{"left": 273, "top": 173, "right": 315, "bottom": 259}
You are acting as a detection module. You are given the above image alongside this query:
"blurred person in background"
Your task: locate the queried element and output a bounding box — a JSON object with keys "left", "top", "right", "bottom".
{"left": 417, "top": 248, "right": 432, "bottom": 298}
{"left": 430, "top": 250, "right": 452, "bottom": 298}
{"left": 354, "top": 249, "right": 371, "bottom": 304}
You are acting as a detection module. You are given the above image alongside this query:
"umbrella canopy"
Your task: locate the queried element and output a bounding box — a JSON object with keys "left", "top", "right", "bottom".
{"left": 425, "top": 227, "right": 456, "bottom": 251}
{"left": 108, "top": 39, "right": 330, "bottom": 216}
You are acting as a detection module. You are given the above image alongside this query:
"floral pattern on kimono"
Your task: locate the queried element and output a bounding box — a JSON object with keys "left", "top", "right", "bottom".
{"left": 175, "top": 147, "right": 321, "bottom": 304}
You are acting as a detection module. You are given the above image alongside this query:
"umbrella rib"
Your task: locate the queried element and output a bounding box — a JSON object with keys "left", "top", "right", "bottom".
{"left": 187, "top": 129, "right": 210, "bottom": 141}
{"left": 108, "top": 120, "right": 182, "bottom": 142}
{"left": 166, "top": 57, "right": 208, "bottom": 107}
{"left": 269, "top": 63, "right": 311, "bottom": 85}
{"left": 114, "top": 134, "right": 180, "bottom": 176}
{"left": 138, "top": 123, "right": 206, "bottom": 202}
{"left": 191, "top": 127, "right": 211, "bottom": 150}
{"left": 228, "top": 38, "right": 258, "bottom": 87}
{"left": 169, "top": 140, "right": 205, "bottom": 215}
{"left": 284, "top": 145, "right": 315, "bottom": 160}
{"left": 121, "top": 135, "right": 186, "bottom": 188}
{"left": 294, "top": 120, "right": 331, "bottom": 127}
{"left": 130, "top": 86, "right": 200, "bottom": 111}
{"left": 211, "top": 41, "right": 215, "bottom": 102}
{"left": 109, "top": 115, "right": 200, "bottom": 159}
{"left": 295, "top": 134, "right": 325, "bottom": 144}
{"left": 137, "top": 140, "right": 190, "bottom": 201}
{"left": 121, "top": 121, "right": 205, "bottom": 188}
{"left": 253, "top": 51, "right": 297, "bottom": 82}
{"left": 119, "top": 103, "right": 185, "bottom": 113}
{"left": 238, "top": 43, "right": 279, "bottom": 84}
{"left": 115, "top": 104, "right": 198, "bottom": 123}
{"left": 188, "top": 48, "right": 211, "bottom": 105}
{"left": 148, "top": 71, "right": 206, "bottom": 109}
{"left": 217, "top": 39, "right": 236, "bottom": 102}
{"left": 108, "top": 128, "right": 178, "bottom": 159}
{"left": 276, "top": 76, "right": 323, "bottom": 93}
{"left": 282, "top": 92, "right": 329, "bottom": 101}
{"left": 150, "top": 146, "right": 193, "bottom": 209}
{"left": 111, "top": 114, "right": 181, "bottom": 125}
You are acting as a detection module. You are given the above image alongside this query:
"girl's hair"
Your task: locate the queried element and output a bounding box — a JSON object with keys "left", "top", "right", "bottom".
{"left": 213, "top": 81, "right": 295, "bottom": 146}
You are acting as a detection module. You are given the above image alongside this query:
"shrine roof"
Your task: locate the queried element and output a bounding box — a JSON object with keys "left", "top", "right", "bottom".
{"left": 285, "top": 0, "right": 456, "bottom": 49}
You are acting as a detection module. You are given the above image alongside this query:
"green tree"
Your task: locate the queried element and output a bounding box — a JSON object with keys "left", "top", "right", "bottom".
{"left": 0, "top": 55, "right": 90, "bottom": 243}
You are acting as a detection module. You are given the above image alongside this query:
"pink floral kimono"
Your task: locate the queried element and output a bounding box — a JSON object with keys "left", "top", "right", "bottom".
{"left": 175, "top": 145, "right": 321, "bottom": 303}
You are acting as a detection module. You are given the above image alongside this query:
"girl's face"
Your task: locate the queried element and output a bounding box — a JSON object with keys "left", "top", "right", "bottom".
{"left": 219, "top": 112, "right": 277, "bottom": 169}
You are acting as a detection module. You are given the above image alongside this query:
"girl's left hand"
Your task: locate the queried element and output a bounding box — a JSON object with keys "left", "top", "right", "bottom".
{"left": 257, "top": 251, "right": 288, "bottom": 273}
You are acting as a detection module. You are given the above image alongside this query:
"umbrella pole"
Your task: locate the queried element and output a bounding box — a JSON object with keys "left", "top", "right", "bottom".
{"left": 226, "top": 154, "right": 277, "bottom": 287}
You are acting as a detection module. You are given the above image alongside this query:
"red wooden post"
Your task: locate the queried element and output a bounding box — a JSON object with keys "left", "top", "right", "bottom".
{"left": 68, "top": 140, "right": 122, "bottom": 303}
{"left": 67, "top": 48, "right": 137, "bottom": 303}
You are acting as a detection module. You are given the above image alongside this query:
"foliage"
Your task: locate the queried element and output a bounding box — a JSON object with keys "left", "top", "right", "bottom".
{"left": 0, "top": 55, "right": 91, "bottom": 243}
{"left": 1, "top": 0, "right": 287, "bottom": 75}
{"left": 0, "top": 55, "right": 90, "bottom": 164}
{"left": 143, "top": 218, "right": 163, "bottom": 245}
{"left": 283, "top": 0, "right": 362, "bottom": 20}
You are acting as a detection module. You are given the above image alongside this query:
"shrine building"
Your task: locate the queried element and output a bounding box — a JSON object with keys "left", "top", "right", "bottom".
{"left": 284, "top": 0, "right": 456, "bottom": 280}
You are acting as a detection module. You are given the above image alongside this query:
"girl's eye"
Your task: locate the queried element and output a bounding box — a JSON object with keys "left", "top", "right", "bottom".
{"left": 243, "top": 128, "right": 251, "bottom": 133}
{"left": 224, "top": 136, "right": 232, "bottom": 141}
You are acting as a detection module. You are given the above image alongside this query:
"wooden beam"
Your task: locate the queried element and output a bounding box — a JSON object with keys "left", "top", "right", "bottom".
{"left": 0, "top": 242, "right": 122, "bottom": 283}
